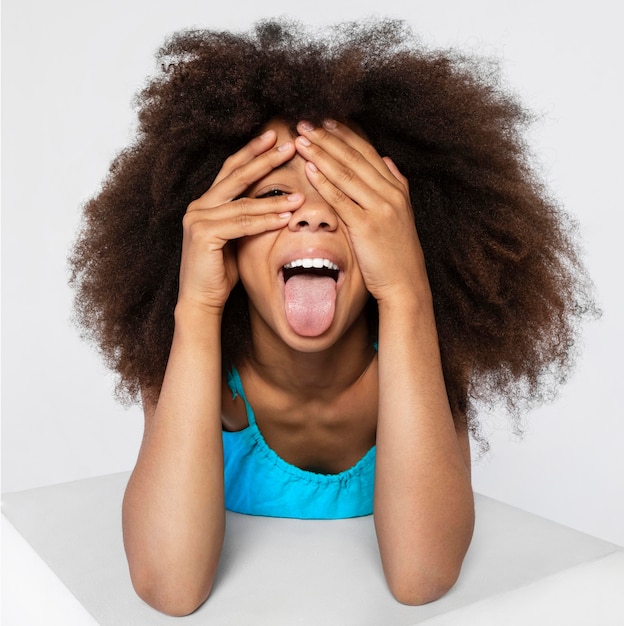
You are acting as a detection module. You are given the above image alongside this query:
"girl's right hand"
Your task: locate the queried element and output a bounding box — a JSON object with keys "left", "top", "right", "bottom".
{"left": 178, "top": 130, "right": 303, "bottom": 313}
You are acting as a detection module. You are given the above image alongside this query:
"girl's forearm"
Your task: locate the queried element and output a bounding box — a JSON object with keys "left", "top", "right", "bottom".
{"left": 374, "top": 292, "right": 474, "bottom": 605}
{"left": 122, "top": 301, "right": 225, "bottom": 616}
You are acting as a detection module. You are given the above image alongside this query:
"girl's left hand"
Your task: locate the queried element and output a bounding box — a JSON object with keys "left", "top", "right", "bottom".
{"left": 295, "top": 120, "right": 430, "bottom": 305}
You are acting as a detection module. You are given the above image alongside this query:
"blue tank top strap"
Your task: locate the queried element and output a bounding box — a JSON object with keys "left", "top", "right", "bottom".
{"left": 226, "top": 367, "right": 257, "bottom": 426}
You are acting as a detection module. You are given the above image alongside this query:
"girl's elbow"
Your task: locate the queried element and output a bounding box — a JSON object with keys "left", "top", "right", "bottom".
{"left": 385, "top": 564, "right": 461, "bottom": 606}
{"left": 130, "top": 567, "right": 215, "bottom": 617}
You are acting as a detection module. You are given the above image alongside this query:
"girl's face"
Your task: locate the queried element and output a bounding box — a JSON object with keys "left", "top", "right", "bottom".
{"left": 236, "top": 119, "right": 370, "bottom": 353}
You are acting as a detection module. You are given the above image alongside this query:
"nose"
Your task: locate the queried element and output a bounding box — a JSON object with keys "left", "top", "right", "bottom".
{"left": 287, "top": 195, "right": 338, "bottom": 232}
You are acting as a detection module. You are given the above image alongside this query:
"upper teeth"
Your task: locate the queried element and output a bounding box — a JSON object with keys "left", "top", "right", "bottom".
{"left": 283, "top": 258, "right": 339, "bottom": 270}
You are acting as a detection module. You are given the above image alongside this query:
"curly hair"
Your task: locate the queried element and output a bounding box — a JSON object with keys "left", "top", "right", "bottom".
{"left": 69, "top": 19, "right": 597, "bottom": 443}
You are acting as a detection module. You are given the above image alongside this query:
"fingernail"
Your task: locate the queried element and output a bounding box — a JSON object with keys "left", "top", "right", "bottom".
{"left": 298, "top": 120, "right": 314, "bottom": 132}
{"left": 261, "top": 129, "right": 274, "bottom": 139}
{"left": 297, "top": 136, "right": 311, "bottom": 147}
{"left": 306, "top": 161, "right": 318, "bottom": 173}
{"left": 279, "top": 211, "right": 293, "bottom": 218}
{"left": 323, "top": 119, "right": 337, "bottom": 130}
{"left": 287, "top": 193, "right": 303, "bottom": 202}
{"left": 277, "top": 141, "right": 292, "bottom": 152}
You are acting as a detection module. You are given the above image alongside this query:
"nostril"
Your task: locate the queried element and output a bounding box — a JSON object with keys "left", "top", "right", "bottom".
{"left": 288, "top": 209, "right": 337, "bottom": 232}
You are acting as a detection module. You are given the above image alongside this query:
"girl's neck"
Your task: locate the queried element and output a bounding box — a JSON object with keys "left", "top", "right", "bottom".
{"left": 243, "top": 316, "right": 375, "bottom": 401}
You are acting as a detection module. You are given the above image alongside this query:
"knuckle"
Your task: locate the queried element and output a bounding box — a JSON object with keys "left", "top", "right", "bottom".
{"left": 182, "top": 210, "right": 198, "bottom": 230}
{"left": 388, "top": 187, "right": 406, "bottom": 207}
{"left": 361, "top": 143, "right": 378, "bottom": 162}
{"left": 381, "top": 180, "right": 409, "bottom": 208}
{"left": 184, "top": 216, "right": 211, "bottom": 244}
{"left": 186, "top": 199, "right": 201, "bottom": 213}
{"left": 183, "top": 210, "right": 223, "bottom": 245}
{"left": 336, "top": 165, "right": 356, "bottom": 185}
{"left": 378, "top": 199, "right": 397, "bottom": 218}
{"left": 236, "top": 213, "right": 253, "bottom": 234}
{"left": 236, "top": 196, "right": 250, "bottom": 214}
{"left": 343, "top": 146, "right": 365, "bottom": 167}
{"left": 329, "top": 185, "right": 349, "bottom": 205}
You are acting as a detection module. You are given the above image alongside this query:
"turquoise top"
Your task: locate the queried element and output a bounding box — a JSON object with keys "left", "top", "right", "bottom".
{"left": 223, "top": 367, "right": 376, "bottom": 519}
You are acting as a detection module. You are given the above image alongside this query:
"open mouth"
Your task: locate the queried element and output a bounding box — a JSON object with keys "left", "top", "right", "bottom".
{"left": 281, "top": 258, "right": 341, "bottom": 337}
{"left": 282, "top": 258, "right": 340, "bottom": 283}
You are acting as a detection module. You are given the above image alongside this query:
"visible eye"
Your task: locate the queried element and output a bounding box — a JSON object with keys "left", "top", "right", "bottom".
{"left": 256, "top": 188, "right": 287, "bottom": 199}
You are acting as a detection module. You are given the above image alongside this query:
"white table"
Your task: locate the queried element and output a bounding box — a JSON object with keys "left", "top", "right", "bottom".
{"left": 2, "top": 472, "right": 623, "bottom": 625}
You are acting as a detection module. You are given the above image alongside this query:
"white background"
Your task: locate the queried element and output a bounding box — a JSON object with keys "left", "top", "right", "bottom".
{"left": 2, "top": 0, "right": 623, "bottom": 547}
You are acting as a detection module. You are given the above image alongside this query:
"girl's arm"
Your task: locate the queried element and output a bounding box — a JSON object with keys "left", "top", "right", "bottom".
{"left": 295, "top": 120, "right": 474, "bottom": 605}
{"left": 121, "top": 132, "right": 302, "bottom": 616}
{"left": 374, "top": 286, "right": 474, "bottom": 605}
{"left": 122, "top": 304, "right": 225, "bottom": 616}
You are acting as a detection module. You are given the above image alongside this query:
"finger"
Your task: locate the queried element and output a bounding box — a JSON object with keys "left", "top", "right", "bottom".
{"left": 302, "top": 160, "right": 363, "bottom": 226}
{"left": 196, "top": 192, "right": 305, "bottom": 222}
{"left": 212, "top": 139, "right": 296, "bottom": 201}
{"left": 212, "top": 129, "right": 277, "bottom": 186}
{"left": 192, "top": 136, "right": 297, "bottom": 209}
{"left": 186, "top": 192, "right": 304, "bottom": 241}
{"left": 298, "top": 120, "right": 398, "bottom": 187}
{"left": 296, "top": 134, "right": 394, "bottom": 214}
{"left": 213, "top": 209, "right": 293, "bottom": 241}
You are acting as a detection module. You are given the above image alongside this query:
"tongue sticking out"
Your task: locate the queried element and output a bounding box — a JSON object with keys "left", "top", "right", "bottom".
{"left": 284, "top": 274, "right": 337, "bottom": 336}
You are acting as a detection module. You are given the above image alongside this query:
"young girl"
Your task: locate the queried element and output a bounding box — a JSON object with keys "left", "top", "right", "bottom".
{"left": 70, "top": 20, "right": 596, "bottom": 616}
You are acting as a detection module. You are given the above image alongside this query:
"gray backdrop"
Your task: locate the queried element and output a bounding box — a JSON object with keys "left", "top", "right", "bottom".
{"left": 3, "top": 0, "right": 622, "bottom": 547}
